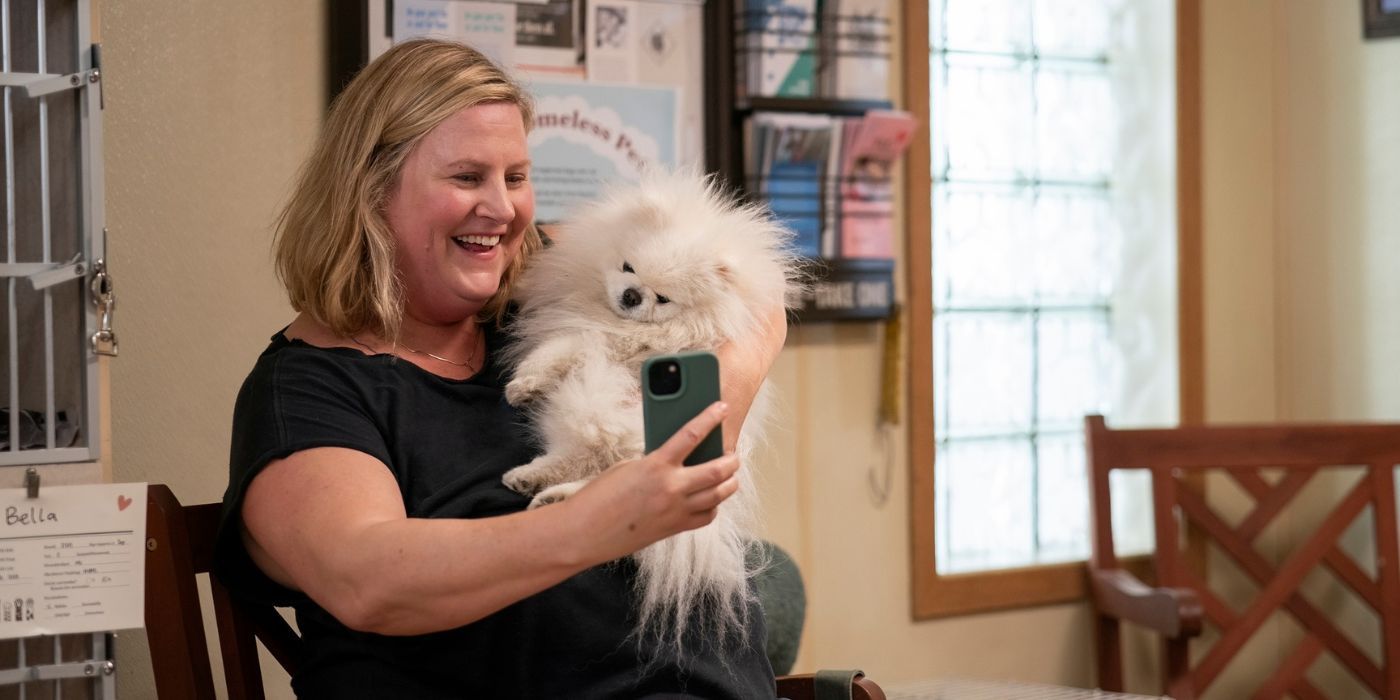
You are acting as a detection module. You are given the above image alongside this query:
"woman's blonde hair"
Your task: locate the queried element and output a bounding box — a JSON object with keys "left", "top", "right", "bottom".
{"left": 274, "top": 39, "right": 540, "bottom": 341}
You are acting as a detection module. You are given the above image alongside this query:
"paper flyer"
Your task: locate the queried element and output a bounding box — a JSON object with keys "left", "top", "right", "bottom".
{"left": 394, "top": 0, "right": 580, "bottom": 76}
{"left": 0, "top": 483, "right": 147, "bottom": 639}
{"left": 515, "top": 0, "right": 584, "bottom": 75}
{"left": 585, "top": 0, "right": 638, "bottom": 83}
{"left": 394, "top": 0, "right": 518, "bottom": 69}
{"left": 634, "top": 1, "right": 704, "bottom": 167}
{"left": 586, "top": 1, "right": 703, "bottom": 166}
{"left": 527, "top": 81, "right": 677, "bottom": 222}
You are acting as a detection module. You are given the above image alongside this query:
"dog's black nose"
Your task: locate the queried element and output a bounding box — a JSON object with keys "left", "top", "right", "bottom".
{"left": 620, "top": 288, "right": 642, "bottom": 308}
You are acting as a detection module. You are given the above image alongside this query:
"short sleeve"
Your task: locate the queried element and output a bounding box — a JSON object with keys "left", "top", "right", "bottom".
{"left": 213, "top": 347, "right": 393, "bottom": 606}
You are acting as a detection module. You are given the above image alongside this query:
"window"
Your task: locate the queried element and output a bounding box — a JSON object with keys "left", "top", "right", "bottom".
{"left": 906, "top": 0, "right": 1200, "bottom": 617}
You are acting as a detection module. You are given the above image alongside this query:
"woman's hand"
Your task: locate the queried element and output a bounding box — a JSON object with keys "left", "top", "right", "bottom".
{"left": 562, "top": 401, "right": 741, "bottom": 563}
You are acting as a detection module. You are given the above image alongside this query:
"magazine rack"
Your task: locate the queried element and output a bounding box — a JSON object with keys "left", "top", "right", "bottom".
{"left": 703, "top": 0, "right": 898, "bottom": 321}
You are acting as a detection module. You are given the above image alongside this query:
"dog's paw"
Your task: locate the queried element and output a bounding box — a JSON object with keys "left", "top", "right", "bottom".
{"left": 529, "top": 481, "right": 586, "bottom": 509}
{"left": 503, "top": 465, "right": 548, "bottom": 496}
{"left": 505, "top": 375, "right": 545, "bottom": 406}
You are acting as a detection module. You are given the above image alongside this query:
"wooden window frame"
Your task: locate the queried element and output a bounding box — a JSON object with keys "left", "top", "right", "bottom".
{"left": 904, "top": 0, "right": 1205, "bottom": 619}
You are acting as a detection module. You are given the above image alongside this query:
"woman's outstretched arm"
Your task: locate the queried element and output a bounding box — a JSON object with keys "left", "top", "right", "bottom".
{"left": 241, "top": 402, "right": 739, "bottom": 636}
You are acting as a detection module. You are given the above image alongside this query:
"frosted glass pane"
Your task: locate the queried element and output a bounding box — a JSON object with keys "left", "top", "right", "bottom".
{"left": 1037, "top": 434, "right": 1089, "bottom": 562}
{"left": 936, "top": 313, "right": 1033, "bottom": 437}
{"left": 1032, "top": 0, "right": 1113, "bottom": 58}
{"left": 937, "top": 438, "right": 1034, "bottom": 573}
{"left": 1035, "top": 68, "right": 1115, "bottom": 181}
{"left": 933, "top": 188, "right": 1035, "bottom": 305}
{"left": 928, "top": 0, "right": 1176, "bottom": 578}
{"left": 941, "top": 0, "right": 1030, "bottom": 54}
{"left": 1032, "top": 191, "right": 1117, "bottom": 303}
{"left": 1037, "top": 311, "right": 1116, "bottom": 432}
{"left": 1110, "top": 468, "right": 1154, "bottom": 556}
{"left": 943, "top": 59, "right": 1033, "bottom": 181}
{"left": 931, "top": 55, "right": 949, "bottom": 177}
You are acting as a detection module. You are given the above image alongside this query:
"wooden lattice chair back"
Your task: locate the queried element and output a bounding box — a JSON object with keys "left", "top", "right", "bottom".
{"left": 1085, "top": 415, "right": 1400, "bottom": 700}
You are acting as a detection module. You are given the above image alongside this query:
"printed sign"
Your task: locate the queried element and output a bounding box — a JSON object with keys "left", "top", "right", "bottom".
{"left": 0, "top": 483, "right": 146, "bottom": 638}
{"left": 527, "top": 81, "right": 677, "bottom": 222}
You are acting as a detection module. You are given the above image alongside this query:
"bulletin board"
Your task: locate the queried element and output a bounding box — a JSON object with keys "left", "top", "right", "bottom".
{"left": 355, "top": 0, "right": 707, "bottom": 223}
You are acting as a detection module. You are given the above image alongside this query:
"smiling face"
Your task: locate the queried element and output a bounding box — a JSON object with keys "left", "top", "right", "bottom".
{"left": 383, "top": 102, "right": 534, "bottom": 326}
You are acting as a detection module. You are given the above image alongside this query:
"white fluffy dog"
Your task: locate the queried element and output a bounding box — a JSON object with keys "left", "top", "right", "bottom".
{"left": 501, "top": 170, "right": 799, "bottom": 652}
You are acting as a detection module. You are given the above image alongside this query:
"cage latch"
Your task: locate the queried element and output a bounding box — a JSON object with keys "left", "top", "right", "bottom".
{"left": 89, "top": 259, "right": 117, "bottom": 357}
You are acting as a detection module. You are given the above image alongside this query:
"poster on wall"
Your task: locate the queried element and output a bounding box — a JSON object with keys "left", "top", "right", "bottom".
{"left": 394, "top": 0, "right": 583, "bottom": 76}
{"left": 526, "top": 81, "right": 677, "bottom": 222}
{"left": 586, "top": 0, "right": 703, "bottom": 165}
{"left": 394, "top": 0, "right": 518, "bottom": 68}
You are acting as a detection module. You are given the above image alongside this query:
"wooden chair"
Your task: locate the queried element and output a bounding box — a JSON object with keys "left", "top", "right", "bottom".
{"left": 145, "top": 484, "right": 301, "bottom": 700}
{"left": 775, "top": 672, "right": 885, "bottom": 700}
{"left": 144, "top": 484, "right": 884, "bottom": 700}
{"left": 1086, "top": 415, "right": 1400, "bottom": 699}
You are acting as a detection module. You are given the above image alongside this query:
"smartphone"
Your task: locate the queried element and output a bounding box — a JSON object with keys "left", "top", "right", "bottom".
{"left": 642, "top": 351, "right": 723, "bottom": 466}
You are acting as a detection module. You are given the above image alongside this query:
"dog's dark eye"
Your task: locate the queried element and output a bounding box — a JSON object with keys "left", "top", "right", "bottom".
{"left": 656, "top": 294, "right": 671, "bottom": 304}
{"left": 622, "top": 262, "right": 634, "bottom": 274}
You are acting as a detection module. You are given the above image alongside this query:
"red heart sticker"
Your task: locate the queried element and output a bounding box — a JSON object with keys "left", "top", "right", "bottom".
{"left": 117, "top": 495, "right": 132, "bottom": 512}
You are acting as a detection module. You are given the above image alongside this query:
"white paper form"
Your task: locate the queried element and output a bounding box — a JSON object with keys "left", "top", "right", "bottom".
{"left": 0, "top": 483, "right": 147, "bottom": 639}
{"left": 634, "top": 1, "right": 704, "bottom": 167}
{"left": 586, "top": 0, "right": 638, "bottom": 83}
{"left": 586, "top": 1, "right": 703, "bottom": 167}
{"left": 395, "top": 0, "right": 519, "bottom": 70}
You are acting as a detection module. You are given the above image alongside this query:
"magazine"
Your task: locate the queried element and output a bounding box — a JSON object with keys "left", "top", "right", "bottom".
{"left": 838, "top": 109, "right": 915, "bottom": 258}
{"left": 759, "top": 114, "right": 834, "bottom": 258}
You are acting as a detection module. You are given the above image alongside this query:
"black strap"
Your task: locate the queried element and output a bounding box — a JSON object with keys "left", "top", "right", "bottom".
{"left": 814, "top": 668, "right": 864, "bottom": 700}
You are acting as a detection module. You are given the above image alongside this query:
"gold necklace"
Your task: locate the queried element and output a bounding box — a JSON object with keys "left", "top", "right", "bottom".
{"left": 351, "top": 332, "right": 482, "bottom": 369}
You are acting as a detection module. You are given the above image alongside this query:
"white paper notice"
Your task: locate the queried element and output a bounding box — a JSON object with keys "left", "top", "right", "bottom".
{"left": 585, "top": 0, "right": 638, "bottom": 83}
{"left": 395, "top": 0, "right": 518, "bottom": 69}
{"left": 0, "top": 483, "right": 147, "bottom": 639}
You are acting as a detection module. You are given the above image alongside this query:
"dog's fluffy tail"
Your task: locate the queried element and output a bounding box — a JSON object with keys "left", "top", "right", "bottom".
{"left": 630, "top": 385, "right": 772, "bottom": 659}
{"left": 631, "top": 489, "right": 760, "bottom": 658}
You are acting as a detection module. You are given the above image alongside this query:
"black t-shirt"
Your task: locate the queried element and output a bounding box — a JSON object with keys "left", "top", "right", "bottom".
{"left": 214, "top": 326, "right": 775, "bottom": 699}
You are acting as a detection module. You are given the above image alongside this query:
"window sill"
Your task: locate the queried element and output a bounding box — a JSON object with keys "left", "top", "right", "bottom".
{"left": 911, "top": 555, "right": 1154, "bottom": 620}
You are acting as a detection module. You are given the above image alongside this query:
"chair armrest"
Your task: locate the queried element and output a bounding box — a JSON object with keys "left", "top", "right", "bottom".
{"left": 776, "top": 672, "right": 886, "bottom": 700}
{"left": 1090, "top": 568, "right": 1202, "bottom": 639}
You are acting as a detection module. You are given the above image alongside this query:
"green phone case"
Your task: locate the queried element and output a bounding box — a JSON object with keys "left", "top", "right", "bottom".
{"left": 642, "top": 351, "right": 723, "bottom": 466}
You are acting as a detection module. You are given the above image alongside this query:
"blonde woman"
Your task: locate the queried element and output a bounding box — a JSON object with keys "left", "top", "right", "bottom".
{"left": 215, "top": 40, "right": 784, "bottom": 698}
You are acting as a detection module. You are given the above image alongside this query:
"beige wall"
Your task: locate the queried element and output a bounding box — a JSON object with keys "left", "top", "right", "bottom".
{"left": 103, "top": 1, "right": 323, "bottom": 697}
{"left": 97, "top": 0, "right": 1400, "bottom": 697}
{"left": 1274, "top": 1, "right": 1400, "bottom": 421}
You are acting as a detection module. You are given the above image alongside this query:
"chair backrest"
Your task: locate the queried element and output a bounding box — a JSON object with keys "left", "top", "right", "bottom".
{"left": 1086, "top": 415, "right": 1400, "bottom": 699}
{"left": 144, "top": 484, "right": 302, "bottom": 700}
{"left": 752, "top": 539, "right": 807, "bottom": 676}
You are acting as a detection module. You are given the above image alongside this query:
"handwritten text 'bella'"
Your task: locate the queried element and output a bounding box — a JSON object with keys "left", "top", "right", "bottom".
{"left": 5, "top": 506, "right": 57, "bottom": 525}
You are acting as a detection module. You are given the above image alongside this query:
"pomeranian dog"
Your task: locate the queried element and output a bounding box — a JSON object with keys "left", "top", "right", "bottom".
{"left": 501, "top": 170, "right": 800, "bottom": 653}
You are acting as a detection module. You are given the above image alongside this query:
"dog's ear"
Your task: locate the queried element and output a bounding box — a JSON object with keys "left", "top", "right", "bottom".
{"left": 713, "top": 261, "right": 735, "bottom": 287}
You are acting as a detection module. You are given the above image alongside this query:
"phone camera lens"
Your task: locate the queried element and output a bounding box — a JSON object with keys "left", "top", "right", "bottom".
{"left": 649, "top": 360, "right": 683, "bottom": 396}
